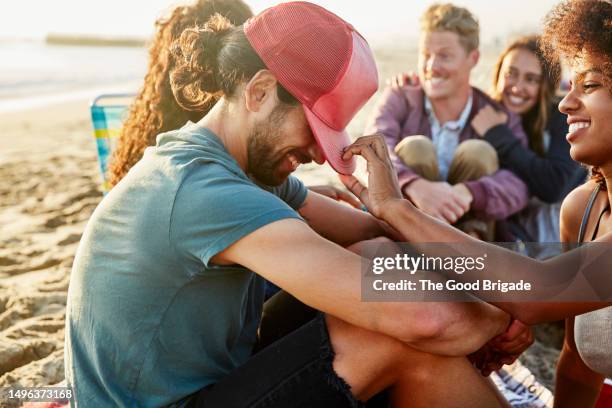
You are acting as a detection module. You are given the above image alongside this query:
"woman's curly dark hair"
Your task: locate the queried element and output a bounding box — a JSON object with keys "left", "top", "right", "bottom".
{"left": 541, "top": 0, "right": 612, "bottom": 190}
{"left": 108, "top": 0, "right": 252, "bottom": 187}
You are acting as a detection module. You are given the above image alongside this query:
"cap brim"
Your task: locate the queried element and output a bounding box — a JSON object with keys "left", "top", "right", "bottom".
{"left": 303, "top": 106, "right": 356, "bottom": 175}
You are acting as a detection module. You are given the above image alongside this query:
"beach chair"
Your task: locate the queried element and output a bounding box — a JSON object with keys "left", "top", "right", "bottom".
{"left": 90, "top": 93, "right": 135, "bottom": 192}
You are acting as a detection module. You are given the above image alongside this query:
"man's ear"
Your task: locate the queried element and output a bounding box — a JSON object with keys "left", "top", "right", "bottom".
{"left": 468, "top": 49, "right": 480, "bottom": 68}
{"left": 244, "top": 70, "right": 278, "bottom": 113}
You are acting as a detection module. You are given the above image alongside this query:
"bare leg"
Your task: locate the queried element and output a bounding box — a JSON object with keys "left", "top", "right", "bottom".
{"left": 340, "top": 229, "right": 507, "bottom": 405}
{"left": 326, "top": 315, "right": 509, "bottom": 407}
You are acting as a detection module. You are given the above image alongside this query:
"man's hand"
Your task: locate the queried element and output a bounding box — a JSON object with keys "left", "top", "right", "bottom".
{"left": 471, "top": 105, "right": 508, "bottom": 137}
{"left": 308, "top": 185, "right": 363, "bottom": 209}
{"left": 339, "top": 134, "right": 403, "bottom": 219}
{"left": 404, "top": 179, "right": 471, "bottom": 224}
{"left": 452, "top": 183, "right": 473, "bottom": 209}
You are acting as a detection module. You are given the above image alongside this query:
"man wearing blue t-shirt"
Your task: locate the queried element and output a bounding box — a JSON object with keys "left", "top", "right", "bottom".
{"left": 65, "top": 3, "right": 519, "bottom": 407}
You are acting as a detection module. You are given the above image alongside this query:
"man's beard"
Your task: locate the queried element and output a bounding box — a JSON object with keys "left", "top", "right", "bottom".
{"left": 246, "top": 106, "right": 292, "bottom": 186}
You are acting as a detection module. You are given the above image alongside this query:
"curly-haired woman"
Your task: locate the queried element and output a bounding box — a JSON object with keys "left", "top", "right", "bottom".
{"left": 539, "top": 1, "right": 612, "bottom": 406}
{"left": 108, "top": 0, "right": 253, "bottom": 188}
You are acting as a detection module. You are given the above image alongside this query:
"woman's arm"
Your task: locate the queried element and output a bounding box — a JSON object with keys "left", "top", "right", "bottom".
{"left": 473, "top": 104, "right": 585, "bottom": 203}
{"left": 340, "top": 135, "right": 612, "bottom": 324}
{"left": 483, "top": 121, "right": 584, "bottom": 203}
{"left": 554, "top": 318, "right": 604, "bottom": 408}
{"left": 373, "top": 198, "right": 610, "bottom": 324}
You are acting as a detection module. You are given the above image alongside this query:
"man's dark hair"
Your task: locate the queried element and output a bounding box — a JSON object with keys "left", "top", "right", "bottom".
{"left": 170, "top": 14, "right": 298, "bottom": 112}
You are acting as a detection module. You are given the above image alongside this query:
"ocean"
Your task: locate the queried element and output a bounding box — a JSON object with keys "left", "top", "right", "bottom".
{"left": 0, "top": 40, "right": 147, "bottom": 113}
{"left": 0, "top": 39, "right": 499, "bottom": 135}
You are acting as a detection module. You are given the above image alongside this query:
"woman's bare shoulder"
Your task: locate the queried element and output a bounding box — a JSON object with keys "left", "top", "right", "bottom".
{"left": 559, "top": 181, "right": 602, "bottom": 242}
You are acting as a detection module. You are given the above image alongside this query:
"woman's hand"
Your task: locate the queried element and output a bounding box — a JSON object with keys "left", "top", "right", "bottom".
{"left": 471, "top": 105, "right": 508, "bottom": 136}
{"left": 489, "top": 319, "right": 534, "bottom": 358}
{"left": 308, "top": 185, "right": 363, "bottom": 209}
{"left": 339, "top": 134, "right": 403, "bottom": 219}
{"left": 469, "top": 319, "right": 534, "bottom": 376}
{"left": 386, "top": 71, "right": 420, "bottom": 89}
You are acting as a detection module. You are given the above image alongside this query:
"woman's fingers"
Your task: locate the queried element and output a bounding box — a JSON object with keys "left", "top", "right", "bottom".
{"left": 348, "top": 134, "right": 391, "bottom": 163}
{"left": 341, "top": 135, "right": 403, "bottom": 218}
{"left": 493, "top": 332, "right": 534, "bottom": 355}
{"left": 368, "top": 134, "right": 391, "bottom": 162}
{"left": 344, "top": 143, "right": 396, "bottom": 188}
{"left": 490, "top": 320, "right": 534, "bottom": 355}
{"left": 342, "top": 142, "right": 383, "bottom": 165}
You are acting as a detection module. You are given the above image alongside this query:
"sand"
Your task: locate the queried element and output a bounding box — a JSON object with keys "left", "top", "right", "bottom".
{"left": 0, "top": 91, "right": 562, "bottom": 407}
{"left": 0, "top": 97, "right": 352, "bottom": 407}
{"left": 0, "top": 101, "right": 101, "bottom": 407}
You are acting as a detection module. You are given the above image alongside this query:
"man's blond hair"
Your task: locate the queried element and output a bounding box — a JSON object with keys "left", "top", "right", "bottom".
{"left": 420, "top": 3, "right": 479, "bottom": 52}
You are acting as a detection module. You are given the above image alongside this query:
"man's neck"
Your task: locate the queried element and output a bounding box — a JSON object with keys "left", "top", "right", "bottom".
{"left": 198, "top": 99, "right": 249, "bottom": 171}
{"left": 429, "top": 86, "right": 472, "bottom": 124}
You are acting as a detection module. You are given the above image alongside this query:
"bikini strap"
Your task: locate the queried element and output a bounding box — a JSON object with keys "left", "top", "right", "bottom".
{"left": 577, "top": 183, "right": 602, "bottom": 245}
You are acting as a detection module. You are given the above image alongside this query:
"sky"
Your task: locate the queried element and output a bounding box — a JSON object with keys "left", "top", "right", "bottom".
{"left": 0, "top": 0, "right": 561, "bottom": 47}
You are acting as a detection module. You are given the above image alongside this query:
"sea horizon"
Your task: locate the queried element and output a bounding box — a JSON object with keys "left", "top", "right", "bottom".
{"left": 0, "top": 35, "right": 505, "bottom": 112}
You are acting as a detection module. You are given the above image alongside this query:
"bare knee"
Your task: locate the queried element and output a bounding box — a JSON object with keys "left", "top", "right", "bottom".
{"left": 325, "top": 314, "right": 457, "bottom": 400}
{"left": 324, "top": 315, "right": 503, "bottom": 406}
{"left": 325, "top": 315, "right": 407, "bottom": 400}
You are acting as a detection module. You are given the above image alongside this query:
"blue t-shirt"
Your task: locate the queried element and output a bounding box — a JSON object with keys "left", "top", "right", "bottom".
{"left": 65, "top": 122, "right": 308, "bottom": 407}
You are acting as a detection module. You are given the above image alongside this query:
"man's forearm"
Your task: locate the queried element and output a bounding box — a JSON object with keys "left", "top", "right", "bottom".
{"left": 406, "top": 301, "right": 510, "bottom": 357}
{"left": 300, "top": 192, "right": 388, "bottom": 246}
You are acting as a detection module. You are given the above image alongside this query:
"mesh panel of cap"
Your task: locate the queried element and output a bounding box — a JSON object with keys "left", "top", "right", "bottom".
{"left": 244, "top": 2, "right": 353, "bottom": 107}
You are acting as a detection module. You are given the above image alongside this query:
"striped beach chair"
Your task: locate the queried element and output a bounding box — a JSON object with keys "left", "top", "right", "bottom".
{"left": 90, "top": 93, "right": 134, "bottom": 192}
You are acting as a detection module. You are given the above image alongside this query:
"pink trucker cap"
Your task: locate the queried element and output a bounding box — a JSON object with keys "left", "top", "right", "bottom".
{"left": 244, "top": 1, "right": 379, "bottom": 174}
